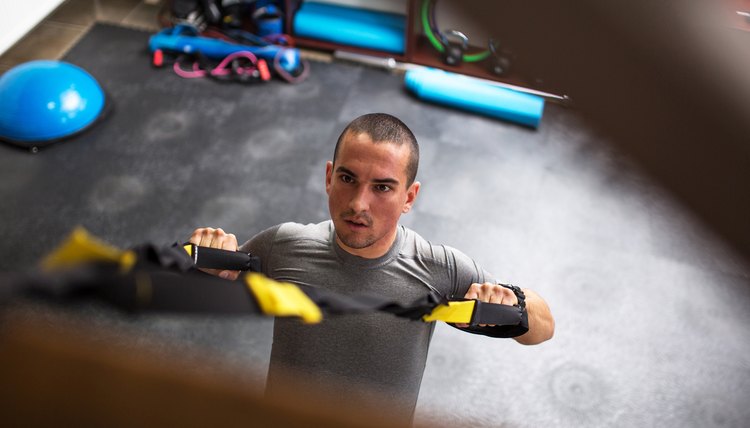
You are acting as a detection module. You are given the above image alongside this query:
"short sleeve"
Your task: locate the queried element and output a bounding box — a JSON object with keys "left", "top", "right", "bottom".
{"left": 238, "top": 224, "right": 282, "bottom": 275}
{"left": 443, "top": 245, "right": 496, "bottom": 299}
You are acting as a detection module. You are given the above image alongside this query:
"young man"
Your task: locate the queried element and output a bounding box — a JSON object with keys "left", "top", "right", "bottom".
{"left": 190, "top": 113, "right": 554, "bottom": 423}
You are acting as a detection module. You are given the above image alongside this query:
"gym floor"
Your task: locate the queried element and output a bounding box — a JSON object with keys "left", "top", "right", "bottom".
{"left": 0, "top": 0, "right": 163, "bottom": 74}
{"left": 2, "top": 1, "right": 750, "bottom": 427}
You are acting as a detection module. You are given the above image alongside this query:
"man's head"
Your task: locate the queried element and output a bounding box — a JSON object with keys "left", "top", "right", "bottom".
{"left": 332, "top": 113, "right": 419, "bottom": 187}
{"left": 326, "top": 113, "right": 421, "bottom": 259}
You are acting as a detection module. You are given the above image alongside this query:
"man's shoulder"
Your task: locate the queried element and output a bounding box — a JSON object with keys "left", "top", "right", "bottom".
{"left": 276, "top": 220, "right": 332, "bottom": 243}
{"left": 399, "top": 225, "right": 451, "bottom": 262}
{"left": 400, "top": 225, "right": 476, "bottom": 265}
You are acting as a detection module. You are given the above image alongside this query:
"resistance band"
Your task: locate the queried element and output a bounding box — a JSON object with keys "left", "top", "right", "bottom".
{"left": 7, "top": 228, "right": 528, "bottom": 337}
{"left": 172, "top": 51, "right": 271, "bottom": 83}
{"left": 149, "top": 24, "right": 309, "bottom": 83}
{"left": 420, "top": 0, "right": 490, "bottom": 63}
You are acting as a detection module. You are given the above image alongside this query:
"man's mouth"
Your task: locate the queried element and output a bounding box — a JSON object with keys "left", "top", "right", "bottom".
{"left": 343, "top": 217, "right": 370, "bottom": 229}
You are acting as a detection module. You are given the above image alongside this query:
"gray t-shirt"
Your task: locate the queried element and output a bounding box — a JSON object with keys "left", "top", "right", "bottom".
{"left": 240, "top": 221, "right": 495, "bottom": 422}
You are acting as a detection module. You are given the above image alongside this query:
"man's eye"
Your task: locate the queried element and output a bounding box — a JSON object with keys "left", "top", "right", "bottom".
{"left": 375, "top": 184, "right": 391, "bottom": 193}
{"left": 340, "top": 175, "right": 354, "bottom": 184}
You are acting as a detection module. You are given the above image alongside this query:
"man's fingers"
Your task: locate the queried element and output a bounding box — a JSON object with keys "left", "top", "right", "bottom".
{"left": 205, "top": 228, "right": 218, "bottom": 247}
{"left": 465, "top": 282, "right": 499, "bottom": 302}
{"left": 212, "top": 228, "right": 238, "bottom": 251}
{"left": 191, "top": 227, "right": 216, "bottom": 247}
{"left": 500, "top": 287, "right": 518, "bottom": 306}
{"left": 189, "top": 228, "right": 206, "bottom": 246}
{"left": 188, "top": 227, "right": 240, "bottom": 280}
{"left": 489, "top": 287, "right": 512, "bottom": 305}
{"left": 460, "top": 283, "right": 488, "bottom": 328}
{"left": 197, "top": 268, "right": 240, "bottom": 280}
{"left": 488, "top": 291, "right": 504, "bottom": 305}
{"left": 463, "top": 283, "right": 481, "bottom": 300}
{"left": 465, "top": 282, "right": 518, "bottom": 306}
{"left": 218, "top": 270, "right": 240, "bottom": 280}
{"left": 189, "top": 227, "right": 238, "bottom": 250}
{"left": 222, "top": 232, "right": 238, "bottom": 251}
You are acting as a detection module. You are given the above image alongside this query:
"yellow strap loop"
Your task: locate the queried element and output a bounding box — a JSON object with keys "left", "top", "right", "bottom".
{"left": 245, "top": 273, "right": 323, "bottom": 324}
{"left": 41, "top": 226, "right": 136, "bottom": 273}
{"left": 422, "top": 300, "right": 476, "bottom": 324}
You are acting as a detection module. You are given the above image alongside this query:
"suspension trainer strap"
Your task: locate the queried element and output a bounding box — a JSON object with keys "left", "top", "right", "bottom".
{"left": 10, "top": 228, "right": 528, "bottom": 337}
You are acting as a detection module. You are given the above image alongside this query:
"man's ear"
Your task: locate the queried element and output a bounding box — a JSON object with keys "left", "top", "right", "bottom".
{"left": 325, "top": 161, "right": 333, "bottom": 194}
{"left": 403, "top": 181, "right": 421, "bottom": 213}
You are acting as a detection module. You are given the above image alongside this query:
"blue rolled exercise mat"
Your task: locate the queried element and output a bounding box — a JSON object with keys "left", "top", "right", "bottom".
{"left": 293, "top": 1, "right": 406, "bottom": 54}
{"left": 404, "top": 67, "right": 545, "bottom": 128}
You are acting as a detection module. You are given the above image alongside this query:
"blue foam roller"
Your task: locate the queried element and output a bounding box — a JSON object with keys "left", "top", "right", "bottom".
{"left": 293, "top": 1, "right": 405, "bottom": 54}
{"left": 404, "top": 68, "right": 545, "bottom": 128}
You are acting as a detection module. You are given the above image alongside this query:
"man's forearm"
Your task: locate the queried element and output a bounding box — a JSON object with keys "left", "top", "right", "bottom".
{"left": 514, "top": 288, "right": 554, "bottom": 345}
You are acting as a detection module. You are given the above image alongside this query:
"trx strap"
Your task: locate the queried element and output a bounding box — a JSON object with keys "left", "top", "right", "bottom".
{"left": 7, "top": 228, "right": 528, "bottom": 337}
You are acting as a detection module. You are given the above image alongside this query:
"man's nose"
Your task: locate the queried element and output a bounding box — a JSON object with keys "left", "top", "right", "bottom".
{"left": 349, "top": 185, "right": 370, "bottom": 213}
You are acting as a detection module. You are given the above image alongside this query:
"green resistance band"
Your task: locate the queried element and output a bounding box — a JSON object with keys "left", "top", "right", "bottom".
{"left": 420, "top": 0, "right": 490, "bottom": 63}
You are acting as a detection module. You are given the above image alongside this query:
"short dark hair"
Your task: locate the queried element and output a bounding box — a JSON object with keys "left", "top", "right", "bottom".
{"left": 333, "top": 113, "right": 420, "bottom": 186}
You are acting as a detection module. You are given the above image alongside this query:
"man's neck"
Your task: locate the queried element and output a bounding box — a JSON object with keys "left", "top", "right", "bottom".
{"left": 335, "top": 227, "right": 398, "bottom": 259}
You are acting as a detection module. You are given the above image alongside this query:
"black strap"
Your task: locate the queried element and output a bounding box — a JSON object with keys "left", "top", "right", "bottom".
{"left": 183, "top": 244, "right": 528, "bottom": 334}
{"left": 5, "top": 232, "right": 529, "bottom": 337}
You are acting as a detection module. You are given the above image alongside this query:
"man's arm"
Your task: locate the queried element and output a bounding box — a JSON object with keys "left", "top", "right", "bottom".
{"left": 458, "top": 282, "right": 554, "bottom": 345}
{"left": 514, "top": 287, "right": 554, "bottom": 345}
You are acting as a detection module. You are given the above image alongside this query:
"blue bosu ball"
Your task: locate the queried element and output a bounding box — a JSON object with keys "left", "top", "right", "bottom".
{"left": 0, "top": 60, "right": 105, "bottom": 149}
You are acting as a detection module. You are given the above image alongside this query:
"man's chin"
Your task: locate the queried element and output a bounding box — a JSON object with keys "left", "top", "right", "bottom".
{"left": 335, "top": 229, "right": 373, "bottom": 250}
{"left": 339, "top": 236, "right": 372, "bottom": 250}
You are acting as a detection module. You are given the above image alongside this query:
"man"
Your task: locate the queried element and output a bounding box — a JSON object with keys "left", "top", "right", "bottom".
{"left": 190, "top": 113, "right": 554, "bottom": 423}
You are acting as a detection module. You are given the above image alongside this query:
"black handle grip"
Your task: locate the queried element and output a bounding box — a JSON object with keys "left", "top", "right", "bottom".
{"left": 184, "top": 244, "right": 261, "bottom": 272}
{"left": 470, "top": 300, "right": 529, "bottom": 337}
{"left": 471, "top": 300, "right": 525, "bottom": 326}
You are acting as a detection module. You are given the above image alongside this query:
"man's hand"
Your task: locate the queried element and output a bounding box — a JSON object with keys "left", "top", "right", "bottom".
{"left": 188, "top": 227, "right": 241, "bottom": 280}
{"left": 455, "top": 282, "right": 518, "bottom": 328}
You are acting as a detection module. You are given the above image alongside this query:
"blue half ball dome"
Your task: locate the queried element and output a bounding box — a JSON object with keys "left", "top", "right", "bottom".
{"left": 0, "top": 60, "right": 105, "bottom": 146}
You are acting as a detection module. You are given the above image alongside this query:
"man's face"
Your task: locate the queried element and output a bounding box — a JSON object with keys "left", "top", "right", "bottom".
{"left": 326, "top": 132, "right": 420, "bottom": 259}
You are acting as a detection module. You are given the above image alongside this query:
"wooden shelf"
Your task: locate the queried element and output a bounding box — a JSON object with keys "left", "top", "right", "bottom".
{"left": 409, "top": 35, "right": 530, "bottom": 87}
{"left": 284, "top": 0, "right": 565, "bottom": 97}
